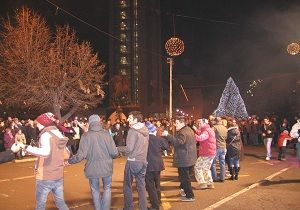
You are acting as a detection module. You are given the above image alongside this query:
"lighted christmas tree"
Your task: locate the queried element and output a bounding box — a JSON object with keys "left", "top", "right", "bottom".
{"left": 214, "top": 77, "right": 248, "bottom": 119}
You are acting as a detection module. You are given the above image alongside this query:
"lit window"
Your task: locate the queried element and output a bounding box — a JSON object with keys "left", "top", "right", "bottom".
{"left": 120, "top": 57, "right": 128, "bottom": 65}
{"left": 120, "top": 45, "right": 127, "bottom": 53}
{"left": 120, "top": 1, "right": 127, "bottom": 8}
{"left": 120, "top": 34, "right": 126, "bottom": 42}
{"left": 120, "top": 11, "right": 127, "bottom": 19}
{"left": 120, "top": 22, "right": 127, "bottom": 30}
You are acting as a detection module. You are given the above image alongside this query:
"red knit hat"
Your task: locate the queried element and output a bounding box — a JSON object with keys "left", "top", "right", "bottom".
{"left": 35, "top": 112, "right": 56, "bottom": 127}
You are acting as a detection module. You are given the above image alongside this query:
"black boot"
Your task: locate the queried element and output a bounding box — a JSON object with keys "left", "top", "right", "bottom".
{"left": 234, "top": 167, "right": 240, "bottom": 180}
{"left": 229, "top": 167, "right": 235, "bottom": 180}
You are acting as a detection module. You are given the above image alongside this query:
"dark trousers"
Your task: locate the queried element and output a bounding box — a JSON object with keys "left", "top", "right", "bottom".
{"left": 145, "top": 171, "right": 161, "bottom": 210}
{"left": 278, "top": 146, "right": 286, "bottom": 160}
{"left": 178, "top": 166, "right": 194, "bottom": 199}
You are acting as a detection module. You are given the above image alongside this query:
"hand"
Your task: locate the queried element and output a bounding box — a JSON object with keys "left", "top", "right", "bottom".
{"left": 63, "top": 160, "right": 70, "bottom": 167}
{"left": 267, "top": 130, "right": 271, "bottom": 134}
{"left": 163, "top": 130, "right": 169, "bottom": 136}
{"left": 192, "top": 125, "right": 197, "bottom": 131}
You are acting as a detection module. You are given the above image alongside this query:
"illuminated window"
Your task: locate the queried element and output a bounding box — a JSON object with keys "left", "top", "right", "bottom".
{"left": 120, "top": 11, "right": 127, "bottom": 19}
{"left": 120, "top": 57, "right": 128, "bottom": 65}
{"left": 120, "top": 22, "right": 127, "bottom": 30}
{"left": 120, "top": 34, "right": 126, "bottom": 42}
{"left": 120, "top": 1, "right": 126, "bottom": 8}
{"left": 120, "top": 69, "right": 127, "bottom": 75}
{"left": 120, "top": 45, "right": 127, "bottom": 53}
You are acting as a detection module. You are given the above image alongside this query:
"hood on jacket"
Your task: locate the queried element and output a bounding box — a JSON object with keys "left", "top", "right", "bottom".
{"left": 43, "top": 126, "right": 69, "bottom": 149}
{"left": 88, "top": 121, "right": 103, "bottom": 132}
{"left": 131, "top": 122, "right": 149, "bottom": 137}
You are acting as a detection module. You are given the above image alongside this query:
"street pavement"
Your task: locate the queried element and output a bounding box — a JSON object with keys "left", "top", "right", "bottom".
{"left": 0, "top": 145, "right": 299, "bottom": 210}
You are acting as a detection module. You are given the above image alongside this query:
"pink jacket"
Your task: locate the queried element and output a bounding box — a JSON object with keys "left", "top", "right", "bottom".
{"left": 195, "top": 124, "right": 216, "bottom": 157}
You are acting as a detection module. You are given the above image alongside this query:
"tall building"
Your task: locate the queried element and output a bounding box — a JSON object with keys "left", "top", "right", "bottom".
{"left": 108, "top": 0, "right": 163, "bottom": 115}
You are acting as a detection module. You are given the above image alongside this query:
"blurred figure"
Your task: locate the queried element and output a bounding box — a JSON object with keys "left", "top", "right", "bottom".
{"left": 290, "top": 117, "right": 300, "bottom": 165}
{"left": 262, "top": 117, "right": 276, "bottom": 160}
{"left": 111, "top": 122, "right": 126, "bottom": 147}
{"left": 4, "top": 128, "right": 14, "bottom": 151}
{"left": 277, "top": 130, "right": 292, "bottom": 161}
{"left": 226, "top": 119, "right": 242, "bottom": 180}
{"left": 211, "top": 117, "right": 228, "bottom": 182}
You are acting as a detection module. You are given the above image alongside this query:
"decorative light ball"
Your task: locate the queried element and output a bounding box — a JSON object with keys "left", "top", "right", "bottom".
{"left": 287, "top": 42, "right": 300, "bottom": 55}
{"left": 165, "top": 37, "right": 184, "bottom": 56}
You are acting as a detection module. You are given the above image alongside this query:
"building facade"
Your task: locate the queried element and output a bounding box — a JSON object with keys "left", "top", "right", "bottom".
{"left": 108, "top": 0, "right": 163, "bottom": 115}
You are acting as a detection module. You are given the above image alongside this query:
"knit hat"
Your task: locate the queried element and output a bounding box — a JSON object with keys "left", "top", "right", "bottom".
{"left": 88, "top": 114, "right": 100, "bottom": 124}
{"left": 35, "top": 112, "right": 56, "bottom": 127}
{"left": 145, "top": 121, "right": 157, "bottom": 134}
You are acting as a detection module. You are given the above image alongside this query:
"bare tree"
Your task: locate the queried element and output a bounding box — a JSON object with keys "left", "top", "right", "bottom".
{"left": 0, "top": 8, "right": 105, "bottom": 121}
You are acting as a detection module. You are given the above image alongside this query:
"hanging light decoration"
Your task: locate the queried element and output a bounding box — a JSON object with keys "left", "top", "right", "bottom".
{"left": 165, "top": 37, "right": 185, "bottom": 56}
{"left": 287, "top": 42, "right": 300, "bottom": 55}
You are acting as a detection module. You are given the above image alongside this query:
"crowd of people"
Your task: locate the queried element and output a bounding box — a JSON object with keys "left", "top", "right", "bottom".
{"left": 0, "top": 111, "right": 300, "bottom": 210}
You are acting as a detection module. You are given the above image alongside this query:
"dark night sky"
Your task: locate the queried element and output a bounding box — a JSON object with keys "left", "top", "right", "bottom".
{"left": 1, "top": 0, "right": 300, "bottom": 115}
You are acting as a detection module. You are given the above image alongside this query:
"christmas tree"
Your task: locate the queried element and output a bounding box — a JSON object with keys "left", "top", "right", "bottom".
{"left": 214, "top": 77, "right": 248, "bottom": 119}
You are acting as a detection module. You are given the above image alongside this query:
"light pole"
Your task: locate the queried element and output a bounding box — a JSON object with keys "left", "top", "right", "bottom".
{"left": 165, "top": 37, "right": 184, "bottom": 120}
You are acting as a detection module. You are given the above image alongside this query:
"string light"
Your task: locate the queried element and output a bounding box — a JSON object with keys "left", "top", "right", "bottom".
{"left": 287, "top": 42, "right": 300, "bottom": 55}
{"left": 165, "top": 37, "right": 185, "bottom": 56}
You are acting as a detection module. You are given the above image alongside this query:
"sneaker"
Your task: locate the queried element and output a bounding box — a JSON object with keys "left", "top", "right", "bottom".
{"left": 207, "top": 183, "right": 215, "bottom": 189}
{"left": 265, "top": 157, "right": 270, "bottom": 161}
{"left": 180, "top": 189, "right": 186, "bottom": 197}
{"left": 181, "top": 197, "right": 195, "bottom": 202}
{"left": 195, "top": 184, "right": 207, "bottom": 190}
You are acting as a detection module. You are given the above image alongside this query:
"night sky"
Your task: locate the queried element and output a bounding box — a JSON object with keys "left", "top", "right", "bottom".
{"left": 1, "top": 0, "right": 300, "bottom": 116}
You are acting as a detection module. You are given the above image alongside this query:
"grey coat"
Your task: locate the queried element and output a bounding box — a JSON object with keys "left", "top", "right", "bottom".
{"left": 165, "top": 125, "right": 197, "bottom": 168}
{"left": 68, "top": 122, "right": 119, "bottom": 178}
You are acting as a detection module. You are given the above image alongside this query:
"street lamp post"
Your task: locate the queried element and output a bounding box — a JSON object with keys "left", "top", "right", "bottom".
{"left": 165, "top": 37, "right": 184, "bottom": 120}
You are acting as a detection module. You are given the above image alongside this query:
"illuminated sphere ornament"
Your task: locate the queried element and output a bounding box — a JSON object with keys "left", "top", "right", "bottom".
{"left": 287, "top": 42, "right": 300, "bottom": 55}
{"left": 165, "top": 37, "right": 184, "bottom": 56}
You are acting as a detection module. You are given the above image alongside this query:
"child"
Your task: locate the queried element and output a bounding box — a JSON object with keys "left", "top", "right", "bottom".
{"left": 277, "top": 130, "right": 292, "bottom": 161}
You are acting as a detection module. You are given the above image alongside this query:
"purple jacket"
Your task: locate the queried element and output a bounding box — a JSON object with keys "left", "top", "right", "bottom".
{"left": 195, "top": 124, "right": 216, "bottom": 157}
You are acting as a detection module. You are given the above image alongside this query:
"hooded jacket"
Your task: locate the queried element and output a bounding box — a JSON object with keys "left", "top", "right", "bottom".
{"left": 27, "top": 126, "right": 69, "bottom": 180}
{"left": 118, "top": 122, "right": 149, "bottom": 162}
{"left": 195, "top": 124, "right": 216, "bottom": 157}
{"left": 68, "top": 121, "right": 119, "bottom": 178}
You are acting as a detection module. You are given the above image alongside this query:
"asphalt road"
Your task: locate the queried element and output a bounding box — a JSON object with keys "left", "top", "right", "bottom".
{"left": 0, "top": 145, "right": 299, "bottom": 210}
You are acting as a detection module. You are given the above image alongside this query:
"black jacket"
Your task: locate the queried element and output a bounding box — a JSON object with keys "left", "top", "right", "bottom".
{"left": 146, "top": 134, "right": 169, "bottom": 172}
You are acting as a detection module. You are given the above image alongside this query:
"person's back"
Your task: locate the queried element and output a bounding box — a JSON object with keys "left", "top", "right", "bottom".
{"left": 68, "top": 114, "right": 118, "bottom": 210}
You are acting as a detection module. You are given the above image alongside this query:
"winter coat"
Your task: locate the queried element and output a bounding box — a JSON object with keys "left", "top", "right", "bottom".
{"left": 68, "top": 121, "right": 119, "bottom": 178}
{"left": 146, "top": 134, "right": 169, "bottom": 172}
{"left": 277, "top": 131, "right": 291, "bottom": 147}
{"left": 165, "top": 125, "right": 197, "bottom": 168}
{"left": 262, "top": 123, "right": 276, "bottom": 139}
{"left": 226, "top": 126, "right": 242, "bottom": 158}
{"left": 290, "top": 121, "right": 300, "bottom": 141}
{"left": 195, "top": 124, "right": 216, "bottom": 157}
{"left": 118, "top": 122, "right": 149, "bottom": 162}
{"left": 213, "top": 124, "right": 228, "bottom": 149}
{"left": 4, "top": 131, "right": 14, "bottom": 150}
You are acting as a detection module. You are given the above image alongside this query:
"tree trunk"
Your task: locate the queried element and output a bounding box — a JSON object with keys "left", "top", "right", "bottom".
{"left": 60, "top": 105, "right": 79, "bottom": 122}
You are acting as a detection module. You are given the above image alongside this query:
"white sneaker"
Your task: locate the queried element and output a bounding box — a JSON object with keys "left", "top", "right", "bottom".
{"left": 265, "top": 157, "right": 270, "bottom": 161}
{"left": 180, "top": 189, "right": 186, "bottom": 197}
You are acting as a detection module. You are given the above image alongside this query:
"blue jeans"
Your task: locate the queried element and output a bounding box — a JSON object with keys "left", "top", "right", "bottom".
{"left": 123, "top": 161, "right": 148, "bottom": 210}
{"left": 211, "top": 148, "right": 227, "bottom": 181}
{"left": 89, "top": 176, "right": 112, "bottom": 210}
{"left": 296, "top": 142, "right": 300, "bottom": 163}
{"left": 229, "top": 155, "right": 240, "bottom": 168}
{"left": 36, "top": 179, "right": 68, "bottom": 210}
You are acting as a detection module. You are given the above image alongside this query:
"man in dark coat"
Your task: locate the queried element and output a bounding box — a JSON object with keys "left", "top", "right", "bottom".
{"left": 163, "top": 116, "right": 197, "bottom": 202}
{"left": 145, "top": 122, "right": 169, "bottom": 210}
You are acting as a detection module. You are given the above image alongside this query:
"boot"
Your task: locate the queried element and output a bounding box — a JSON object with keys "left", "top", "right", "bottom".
{"left": 229, "top": 167, "right": 235, "bottom": 180}
{"left": 234, "top": 167, "right": 240, "bottom": 180}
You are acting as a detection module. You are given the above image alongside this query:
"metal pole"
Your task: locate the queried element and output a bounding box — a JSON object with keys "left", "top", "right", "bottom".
{"left": 167, "top": 58, "right": 173, "bottom": 120}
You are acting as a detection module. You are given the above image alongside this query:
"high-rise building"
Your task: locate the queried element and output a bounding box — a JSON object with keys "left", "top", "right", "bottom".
{"left": 108, "top": 0, "right": 163, "bottom": 115}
